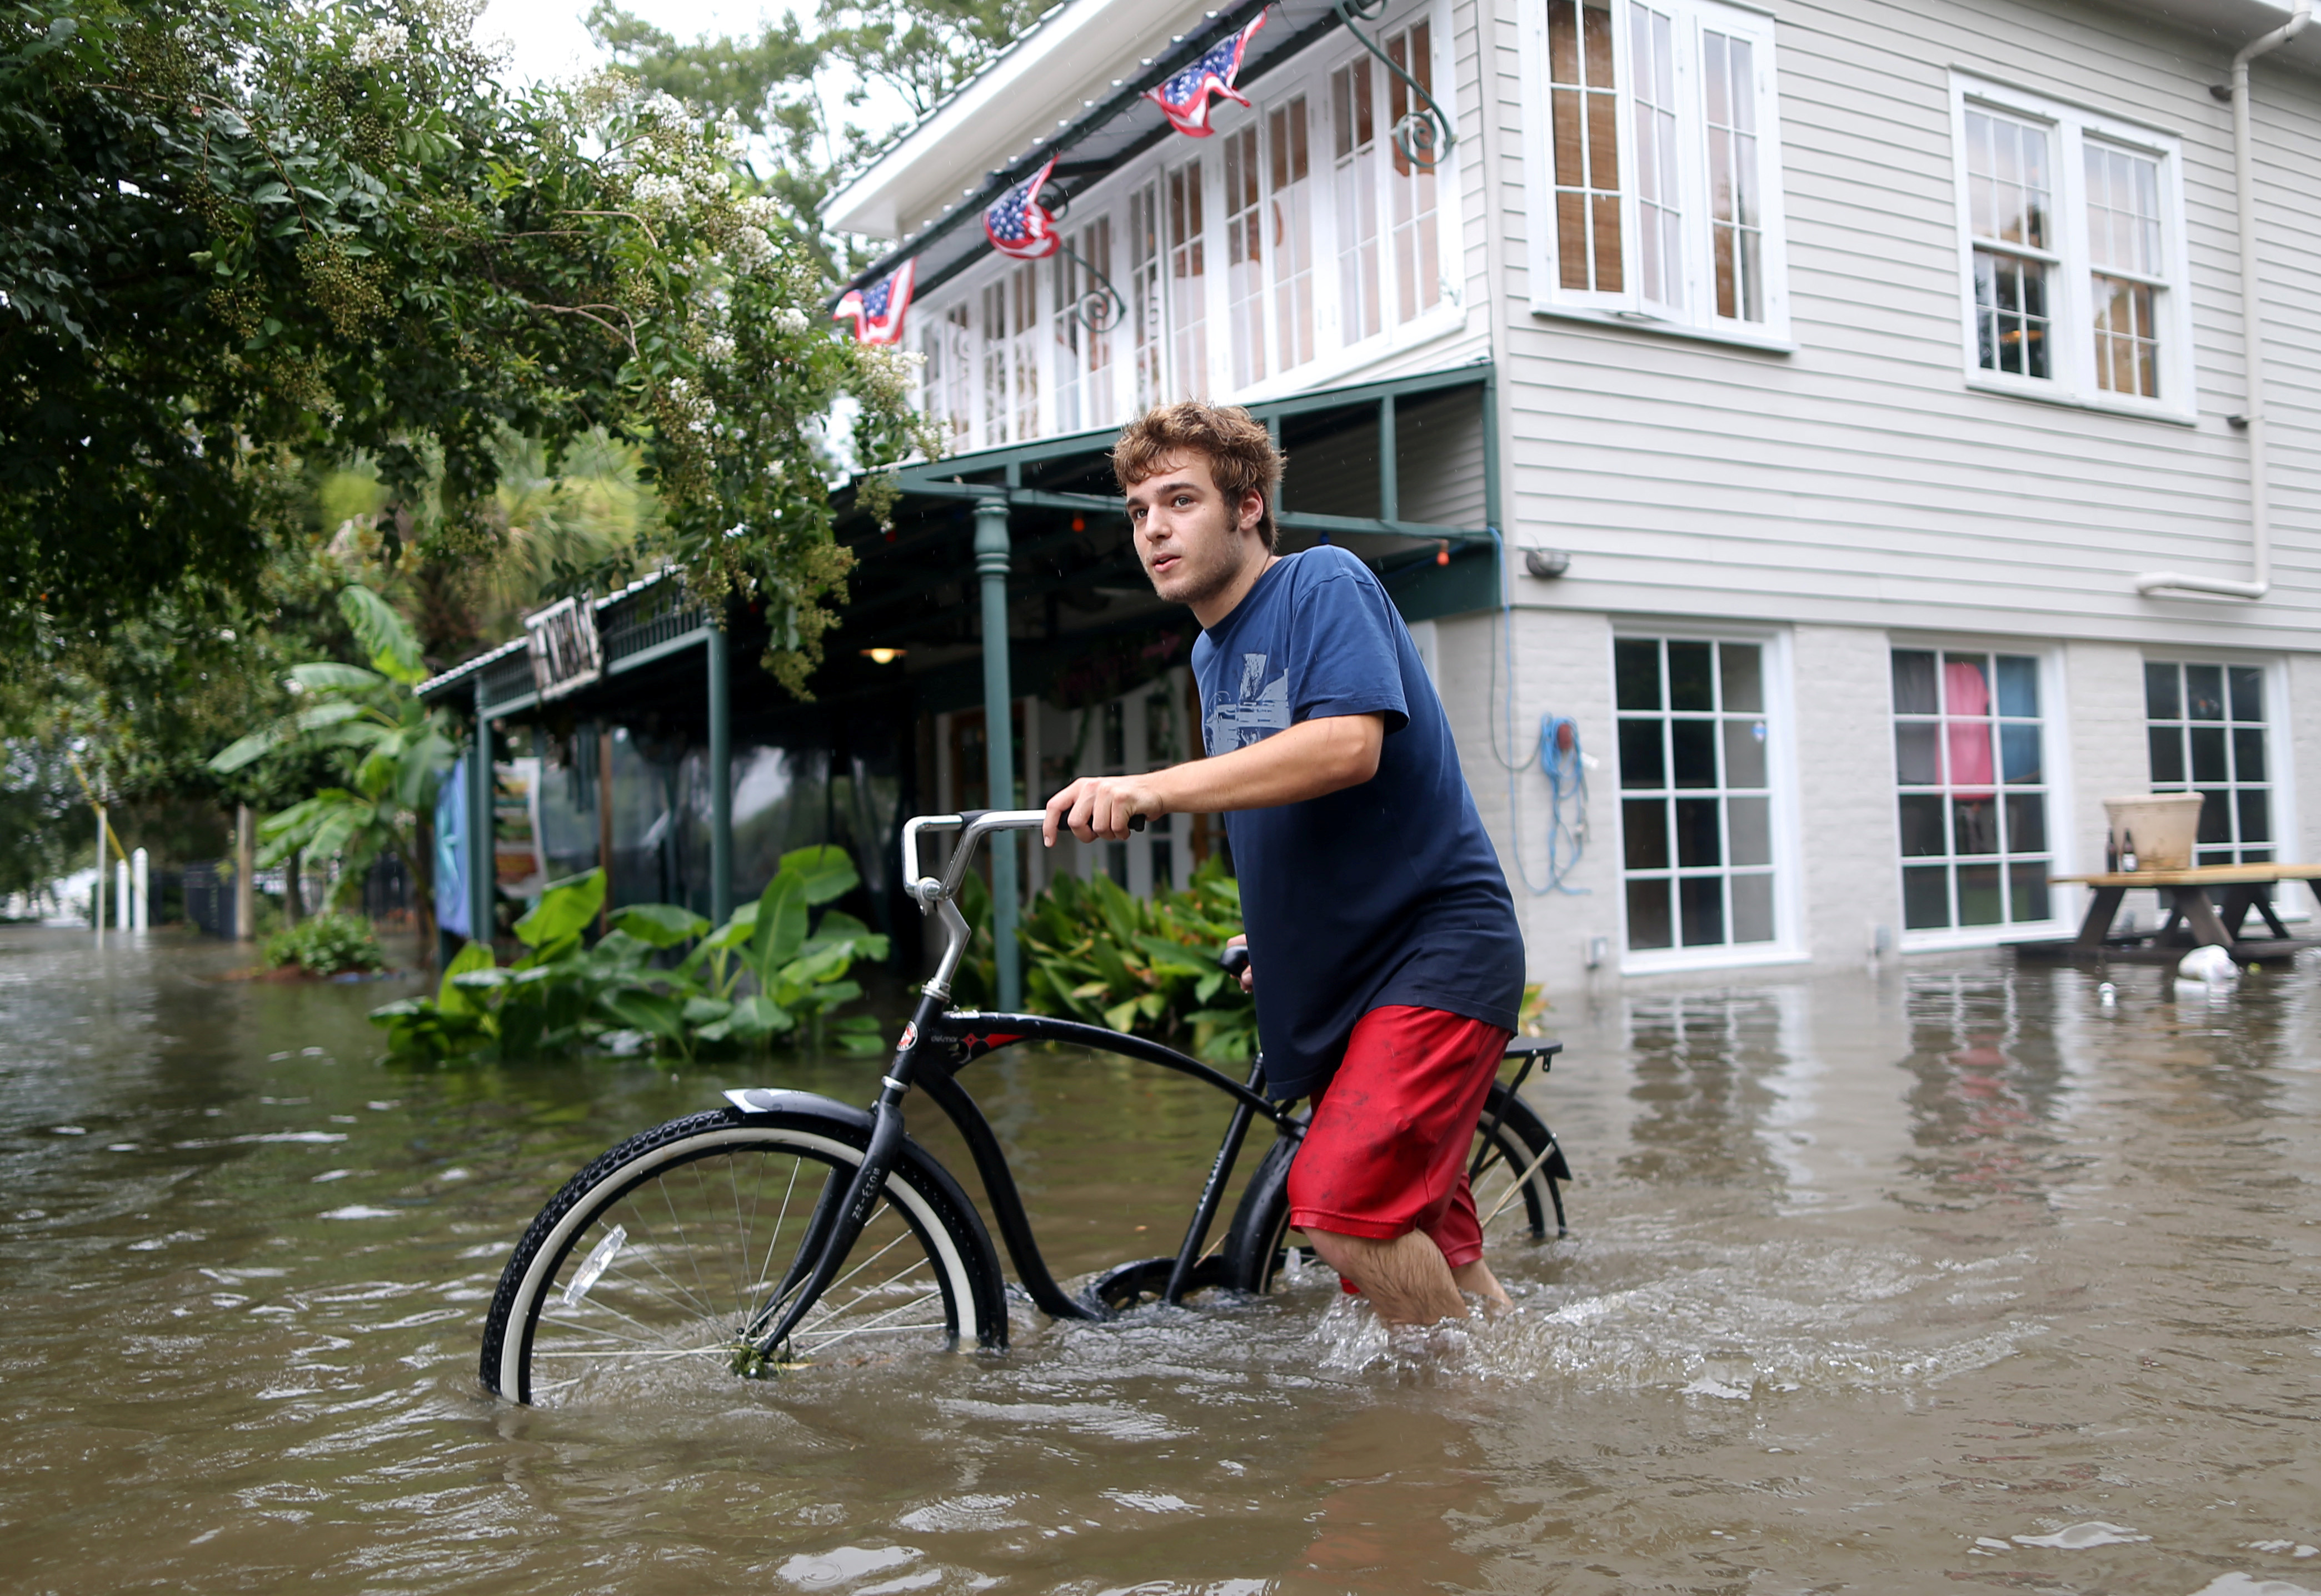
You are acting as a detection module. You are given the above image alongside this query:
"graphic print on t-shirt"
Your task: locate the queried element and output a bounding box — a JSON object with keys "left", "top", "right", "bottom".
{"left": 1205, "top": 652, "right": 1292, "bottom": 751}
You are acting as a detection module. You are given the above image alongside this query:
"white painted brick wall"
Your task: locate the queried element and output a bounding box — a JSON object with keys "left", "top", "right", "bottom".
{"left": 1435, "top": 607, "right": 1622, "bottom": 1004}
{"left": 1791, "top": 624, "right": 1903, "bottom": 964}
{"left": 2061, "top": 642, "right": 2149, "bottom": 925}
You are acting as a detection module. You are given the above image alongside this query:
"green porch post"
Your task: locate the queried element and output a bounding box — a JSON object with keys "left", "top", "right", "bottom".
{"left": 973, "top": 496, "right": 1021, "bottom": 1012}
{"left": 707, "top": 623, "right": 732, "bottom": 924}
{"left": 469, "top": 681, "right": 494, "bottom": 952}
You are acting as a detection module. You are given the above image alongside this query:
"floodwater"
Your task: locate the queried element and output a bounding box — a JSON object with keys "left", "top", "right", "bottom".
{"left": 3, "top": 925, "right": 2318, "bottom": 1596}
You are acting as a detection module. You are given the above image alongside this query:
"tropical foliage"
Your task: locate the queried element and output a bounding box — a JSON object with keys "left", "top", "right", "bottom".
{"left": 262, "top": 911, "right": 386, "bottom": 976}
{"left": 1019, "top": 862, "right": 1257, "bottom": 1063}
{"left": 369, "top": 847, "right": 890, "bottom": 1063}
{"left": 207, "top": 585, "right": 452, "bottom": 944}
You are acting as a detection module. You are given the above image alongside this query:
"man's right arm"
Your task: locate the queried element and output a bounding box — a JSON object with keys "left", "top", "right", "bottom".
{"left": 1040, "top": 712, "right": 1385, "bottom": 845}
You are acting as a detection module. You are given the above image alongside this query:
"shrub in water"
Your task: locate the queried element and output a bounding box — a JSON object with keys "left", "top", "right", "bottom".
{"left": 264, "top": 914, "right": 386, "bottom": 977}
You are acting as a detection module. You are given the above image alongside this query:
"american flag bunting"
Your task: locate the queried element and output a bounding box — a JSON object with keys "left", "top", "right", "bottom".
{"left": 984, "top": 156, "right": 1061, "bottom": 261}
{"left": 833, "top": 257, "right": 917, "bottom": 344}
{"left": 1145, "top": 11, "right": 1269, "bottom": 138}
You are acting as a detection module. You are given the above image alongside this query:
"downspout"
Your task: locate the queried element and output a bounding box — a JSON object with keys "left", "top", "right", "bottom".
{"left": 2133, "top": 0, "right": 2312, "bottom": 600}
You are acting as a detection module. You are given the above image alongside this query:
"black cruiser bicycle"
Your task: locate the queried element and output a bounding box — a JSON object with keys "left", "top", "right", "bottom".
{"left": 481, "top": 809, "right": 1571, "bottom": 1406}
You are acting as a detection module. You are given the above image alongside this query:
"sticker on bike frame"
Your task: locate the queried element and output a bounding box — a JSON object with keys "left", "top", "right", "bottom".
{"left": 899, "top": 1021, "right": 918, "bottom": 1050}
{"left": 561, "top": 1224, "right": 626, "bottom": 1308}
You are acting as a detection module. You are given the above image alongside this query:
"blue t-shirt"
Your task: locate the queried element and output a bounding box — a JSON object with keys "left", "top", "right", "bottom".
{"left": 1191, "top": 546, "right": 1526, "bottom": 1099}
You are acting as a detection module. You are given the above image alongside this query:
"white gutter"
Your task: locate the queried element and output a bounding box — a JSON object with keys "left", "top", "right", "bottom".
{"left": 2134, "top": 0, "right": 2312, "bottom": 601}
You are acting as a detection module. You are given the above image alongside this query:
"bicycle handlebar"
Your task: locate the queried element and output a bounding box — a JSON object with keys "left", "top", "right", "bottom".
{"left": 902, "top": 808, "right": 1145, "bottom": 912}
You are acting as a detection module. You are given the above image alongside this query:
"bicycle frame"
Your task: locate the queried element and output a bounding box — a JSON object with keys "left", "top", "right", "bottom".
{"left": 741, "top": 810, "right": 1297, "bottom": 1355}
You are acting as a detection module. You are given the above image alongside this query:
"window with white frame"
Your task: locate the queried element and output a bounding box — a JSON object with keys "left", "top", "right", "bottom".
{"left": 1385, "top": 19, "right": 1441, "bottom": 324}
{"left": 2145, "top": 662, "right": 2274, "bottom": 865}
{"left": 1615, "top": 636, "right": 1779, "bottom": 953}
{"left": 1528, "top": 0, "right": 1785, "bottom": 336}
{"left": 1224, "top": 124, "right": 1267, "bottom": 389}
{"left": 1893, "top": 648, "right": 2054, "bottom": 935}
{"left": 1127, "top": 179, "right": 1165, "bottom": 413}
{"left": 1269, "top": 94, "right": 1316, "bottom": 372}
{"left": 921, "top": 303, "right": 972, "bottom": 448}
{"left": 1950, "top": 77, "right": 2188, "bottom": 411}
{"left": 1166, "top": 156, "right": 1209, "bottom": 395}
{"left": 980, "top": 264, "right": 1041, "bottom": 446}
{"left": 1331, "top": 55, "right": 1385, "bottom": 344}
{"left": 1052, "top": 217, "right": 1114, "bottom": 434}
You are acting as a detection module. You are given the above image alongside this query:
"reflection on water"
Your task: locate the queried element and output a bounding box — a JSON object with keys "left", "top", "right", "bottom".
{"left": 4, "top": 928, "right": 2320, "bottom": 1593}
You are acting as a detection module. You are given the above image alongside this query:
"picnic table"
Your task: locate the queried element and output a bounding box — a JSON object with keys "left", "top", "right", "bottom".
{"left": 2019, "top": 863, "right": 2321, "bottom": 965}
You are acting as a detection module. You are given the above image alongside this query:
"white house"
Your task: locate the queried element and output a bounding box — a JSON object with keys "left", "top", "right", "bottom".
{"left": 824, "top": 0, "right": 2321, "bottom": 994}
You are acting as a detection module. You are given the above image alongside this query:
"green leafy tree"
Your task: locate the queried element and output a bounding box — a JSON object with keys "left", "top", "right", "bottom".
{"left": 3, "top": 0, "right": 932, "bottom": 690}
{"left": 208, "top": 586, "right": 453, "bottom": 951}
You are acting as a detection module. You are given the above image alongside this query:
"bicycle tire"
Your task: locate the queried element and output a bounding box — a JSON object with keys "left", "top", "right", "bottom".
{"left": 480, "top": 1098, "right": 1006, "bottom": 1406}
{"left": 1217, "top": 1080, "right": 1570, "bottom": 1297}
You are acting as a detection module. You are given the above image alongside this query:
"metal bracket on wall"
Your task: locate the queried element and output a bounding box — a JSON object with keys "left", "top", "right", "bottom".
{"left": 1041, "top": 188, "right": 1130, "bottom": 333}
{"left": 1333, "top": 0, "right": 1455, "bottom": 167}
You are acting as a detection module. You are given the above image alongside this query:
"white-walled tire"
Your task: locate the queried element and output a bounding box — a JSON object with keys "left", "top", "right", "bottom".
{"left": 481, "top": 1102, "right": 1005, "bottom": 1406}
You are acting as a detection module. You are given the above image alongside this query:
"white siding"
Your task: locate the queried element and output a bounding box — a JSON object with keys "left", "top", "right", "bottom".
{"left": 1477, "top": 0, "right": 2321, "bottom": 653}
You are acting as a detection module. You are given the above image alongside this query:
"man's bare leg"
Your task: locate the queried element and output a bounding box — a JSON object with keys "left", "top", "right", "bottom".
{"left": 1302, "top": 1229, "right": 1466, "bottom": 1325}
{"left": 1451, "top": 1257, "right": 1512, "bottom": 1313}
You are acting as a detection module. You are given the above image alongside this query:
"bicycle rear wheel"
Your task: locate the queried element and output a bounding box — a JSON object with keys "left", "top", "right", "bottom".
{"left": 481, "top": 1100, "right": 1006, "bottom": 1407}
{"left": 1219, "top": 1080, "right": 1569, "bottom": 1297}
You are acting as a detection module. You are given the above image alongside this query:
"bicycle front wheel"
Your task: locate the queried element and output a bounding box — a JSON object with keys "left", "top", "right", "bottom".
{"left": 481, "top": 1101, "right": 1006, "bottom": 1407}
{"left": 1219, "top": 1080, "right": 1570, "bottom": 1297}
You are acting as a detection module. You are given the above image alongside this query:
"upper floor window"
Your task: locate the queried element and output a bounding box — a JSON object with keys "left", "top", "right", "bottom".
{"left": 1331, "top": 21, "right": 1447, "bottom": 348}
{"left": 1526, "top": 0, "right": 1788, "bottom": 339}
{"left": 1166, "top": 156, "right": 1209, "bottom": 395}
{"left": 1949, "top": 76, "right": 2189, "bottom": 415}
{"left": 1052, "top": 217, "right": 1114, "bottom": 435}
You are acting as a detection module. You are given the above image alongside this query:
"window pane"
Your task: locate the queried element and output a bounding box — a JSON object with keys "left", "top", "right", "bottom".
{"left": 1670, "top": 720, "right": 1716, "bottom": 787}
{"left": 1891, "top": 649, "right": 1938, "bottom": 715}
{"left": 2238, "top": 788, "right": 2270, "bottom": 844}
{"left": 1675, "top": 798, "right": 1721, "bottom": 867}
{"left": 1953, "top": 797, "right": 1999, "bottom": 855}
{"left": 2229, "top": 665, "right": 2264, "bottom": 722}
{"left": 1895, "top": 723, "right": 1940, "bottom": 787}
{"left": 2008, "top": 863, "right": 2050, "bottom": 923}
{"left": 1899, "top": 794, "right": 1945, "bottom": 857}
{"left": 2189, "top": 726, "right": 2227, "bottom": 784}
{"left": 1720, "top": 643, "right": 1764, "bottom": 712}
{"left": 2185, "top": 664, "right": 2225, "bottom": 719}
{"left": 1679, "top": 877, "right": 1725, "bottom": 946}
{"left": 1615, "top": 638, "right": 1662, "bottom": 710}
{"left": 2232, "top": 727, "right": 2265, "bottom": 783}
{"left": 1974, "top": 249, "right": 2050, "bottom": 378}
{"left": 1903, "top": 866, "right": 1950, "bottom": 930}
{"left": 2004, "top": 792, "right": 2047, "bottom": 854}
{"left": 1731, "top": 872, "right": 1774, "bottom": 943}
{"left": 1946, "top": 718, "right": 1994, "bottom": 794}
{"left": 2148, "top": 726, "right": 2184, "bottom": 785}
{"left": 1668, "top": 642, "right": 1714, "bottom": 710}
{"left": 1624, "top": 798, "right": 1670, "bottom": 869}
{"left": 1549, "top": 0, "right": 1623, "bottom": 294}
{"left": 1729, "top": 796, "right": 1771, "bottom": 866}
{"left": 1956, "top": 863, "right": 2004, "bottom": 926}
{"left": 2000, "top": 723, "right": 2042, "bottom": 784}
{"left": 2198, "top": 790, "right": 2230, "bottom": 844}
{"left": 2144, "top": 661, "right": 2179, "bottom": 719}
{"left": 1618, "top": 719, "right": 1664, "bottom": 788}
{"left": 1723, "top": 719, "right": 1768, "bottom": 789}
{"left": 2092, "top": 276, "right": 2158, "bottom": 399}
{"left": 1995, "top": 656, "right": 2039, "bottom": 718}
{"left": 1627, "top": 878, "right": 1673, "bottom": 949}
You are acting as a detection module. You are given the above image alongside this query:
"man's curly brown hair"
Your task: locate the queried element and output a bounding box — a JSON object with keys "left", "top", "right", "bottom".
{"left": 1111, "top": 401, "right": 1287, "bottom": 552}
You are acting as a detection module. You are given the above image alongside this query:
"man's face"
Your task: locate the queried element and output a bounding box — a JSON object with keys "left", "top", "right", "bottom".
{"left": 1123, "top": 453, "right": 1264, "bottom": 609}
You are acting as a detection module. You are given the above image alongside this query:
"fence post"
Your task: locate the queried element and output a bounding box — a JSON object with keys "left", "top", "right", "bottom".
{"left": 234, "top": 805, "right": 256, "bottom": 942}
{"left": 132, "top": 847, "right": 148, "bottom": 932}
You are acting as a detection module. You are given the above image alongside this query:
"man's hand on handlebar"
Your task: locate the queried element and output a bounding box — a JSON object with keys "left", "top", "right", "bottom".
{"left": 1042, "top": 776, "right": 1165, "bottom": 845}
{"left": 1222, "top": 934, "right": 1253, "bottom": 993}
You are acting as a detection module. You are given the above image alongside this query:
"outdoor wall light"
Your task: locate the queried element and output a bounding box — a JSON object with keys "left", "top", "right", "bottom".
{"left": 861, "top": 647, "right": 906, "bottom": 665}
{"left": 1524, "top": 549, "right": 1571, "bottom": 579}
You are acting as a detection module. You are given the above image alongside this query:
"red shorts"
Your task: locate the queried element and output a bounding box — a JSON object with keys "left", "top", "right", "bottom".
{"left": 1285, "top": 1005, "right": 1511, "bottom": 1271}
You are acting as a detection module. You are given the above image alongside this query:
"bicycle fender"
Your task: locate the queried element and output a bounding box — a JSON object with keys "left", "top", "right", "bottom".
{"left": 723, "top": 1087, "right": 867, "bottom": 1128}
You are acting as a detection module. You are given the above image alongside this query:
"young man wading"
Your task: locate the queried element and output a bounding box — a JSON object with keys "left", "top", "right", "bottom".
{"left": 1042, "top": 402, "right": 1529, "bottom": 1325}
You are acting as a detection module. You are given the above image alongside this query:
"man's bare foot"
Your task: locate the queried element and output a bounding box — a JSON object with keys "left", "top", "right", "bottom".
{"left": 1451, "top": 1257, "right": 1513, "bottom": 1316}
